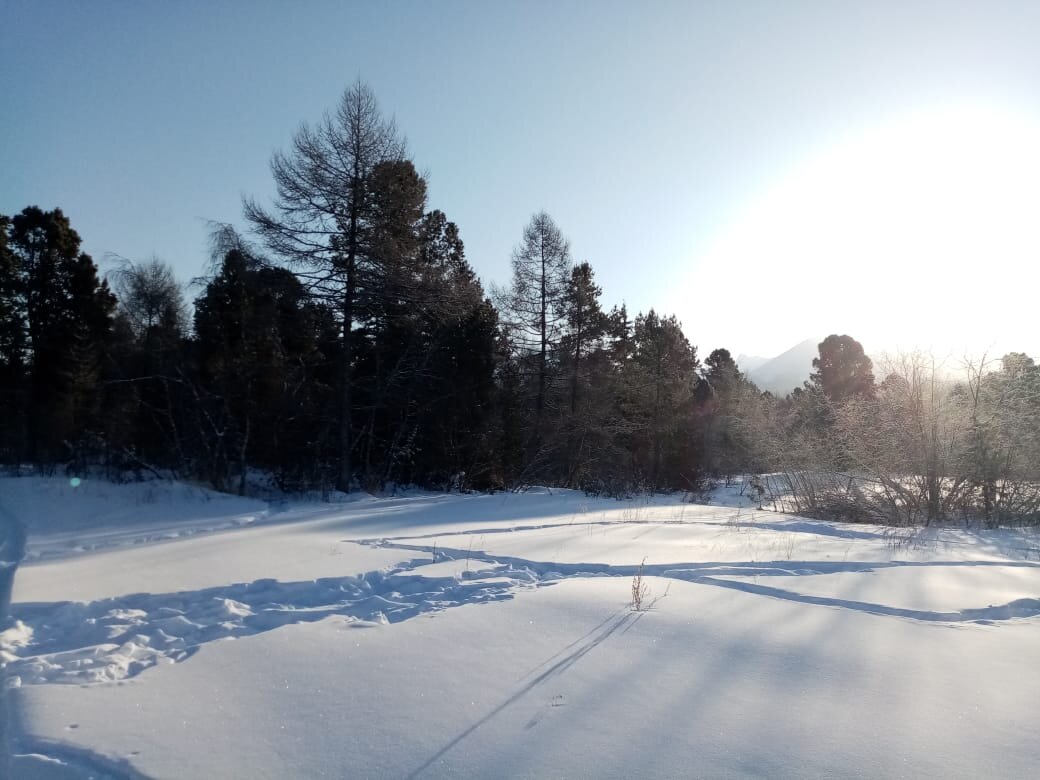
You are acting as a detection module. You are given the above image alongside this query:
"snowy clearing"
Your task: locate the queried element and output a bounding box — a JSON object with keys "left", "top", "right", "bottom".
{"left": 2, "top": 476, "right": 1040, "bottom": 778}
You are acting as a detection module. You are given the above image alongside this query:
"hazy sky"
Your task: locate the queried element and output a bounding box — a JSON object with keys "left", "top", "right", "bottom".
{"left": 4, "top": 1, "right": 1040, "bottom": 358}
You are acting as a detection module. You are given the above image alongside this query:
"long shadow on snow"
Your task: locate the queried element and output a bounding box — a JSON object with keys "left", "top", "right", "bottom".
{"left": 368, "top": 540, "right": 1040, "bottom": 626}
{"left": 367, "top": 512, "right": 882, "bottom": 544}
{"left": 733, "top": 520, "right": 881, "bottom": 539}
{"left": 693, "top": 576, "right": 1040, "bottom": 623}
{"left": 368, "top": 539, "right": 1040, "bottom": 579}
{"left": 300, "top": 489, "right": 772, "bottom": 537}
{"left": 8, "top": 694, "right": 153, "bottom": 780}
{"left": 7, "top": 556, "right": 547, "bottom": 686}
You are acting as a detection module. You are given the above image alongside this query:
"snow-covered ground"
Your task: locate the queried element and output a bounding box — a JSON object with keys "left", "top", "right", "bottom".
{"left": 2, "top": 475, "right": 1040, "bottom": 778}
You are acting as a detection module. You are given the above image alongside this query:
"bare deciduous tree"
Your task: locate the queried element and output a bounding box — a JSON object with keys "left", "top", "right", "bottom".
{"left": 495, "top": 212, "right": 572, "bottom": 421}
{"left": 106, "top": 255, "right": 186, "bottom": 342}
{"left": 244, "top": 81, "right": 406, "bottom": 491}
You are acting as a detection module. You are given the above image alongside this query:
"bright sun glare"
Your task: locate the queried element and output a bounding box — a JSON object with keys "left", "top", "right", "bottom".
{"left": 684, "top": 102, "right": 1040, "bottom": 359}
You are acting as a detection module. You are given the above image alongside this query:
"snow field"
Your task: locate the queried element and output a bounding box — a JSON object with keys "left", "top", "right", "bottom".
{"left": 2, "top": 476, "right": 1039, "bottom": 777}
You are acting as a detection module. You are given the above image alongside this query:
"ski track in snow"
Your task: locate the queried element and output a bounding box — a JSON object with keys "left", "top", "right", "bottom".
{"left": 363, "top": 539, "right": 1040, "bottom": 623}
{"left": 5, "top": 516, "right": 1040, "bottom": 688}
{"left": 370, "top": 511, "right": 887, "bottom": 542}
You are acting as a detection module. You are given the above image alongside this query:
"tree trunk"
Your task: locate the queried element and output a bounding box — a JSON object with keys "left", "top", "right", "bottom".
{"left": 337, "top": 191, "right": 360, "bottom": 493}
{"left": 571, "top": 305, "right": 583, "bottom": 414}
{"left": 538, "top": 242, "right": 547, "bottom": 420}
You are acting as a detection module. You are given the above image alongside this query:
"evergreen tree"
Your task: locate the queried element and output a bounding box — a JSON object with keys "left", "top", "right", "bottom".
{"left": 697, "top": 348, "right": 760, "bottom": 478}
{"left": 493, "top": 330, "right": 527, "bottom": 488}
{"left": 560, "top": 262, "right": 607, "bottom": 415}
{"left": 406, "top": 212, "right": 498, "bottom": 489}
{"left": 557, "top": 261, "right": 612, "bottom": 485}
{"left": 2, "top": 207, "right": 115, "bottom": 464}
{"left": 606, "top": 304, "right": 633, "bottom": 371}
{"left": 351, "top": 159, "right": 430, "bottom": 486}
{"left": 0, "top": 216, "right": 27, "bottom": 462}
{"left": 194, "top": 247, "right": 333, "bottom": 491}
{"left": 355, "top": 198, "right": 497, "bottom": 490}
{"left": 703, "top": 348, "right": 742, "bottom": 394}
{"left": 810, "top": 334, "right": 875, "bottom": 402}
{"left": 627, "top": 311, "right": 701, "bottom": 490}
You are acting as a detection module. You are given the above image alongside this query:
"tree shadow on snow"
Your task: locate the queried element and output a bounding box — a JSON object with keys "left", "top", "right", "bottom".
{"left": 6, "top": 557, "right": 547, "bottom": 687}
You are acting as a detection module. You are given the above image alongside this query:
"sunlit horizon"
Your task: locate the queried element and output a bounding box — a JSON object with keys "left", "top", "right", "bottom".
{"left": 678, "top": 100, "right": 1040, "bottom": 361}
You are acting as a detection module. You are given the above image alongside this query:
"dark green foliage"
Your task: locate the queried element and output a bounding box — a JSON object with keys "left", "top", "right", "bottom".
{"left": 0, "top": 216, "right": 27, "bottom": 461}
{"left": 696, "top": 348, "right": 762, "bottom": 478}
{"left": 0, "top": 207, "right": 115, "bottom": 465}
{"left": 490, "top": 214, "right": 711, "bottom": 494}
{"left": 193, "top": 248, "right": 334, "bottom": 491}
{"left": 703, "top": 348, "right": 741, "bottom": 394}
{"left": 626, "top": 310, "right": 702, "bottom": 491}
{"left": 556, "top": 262, "right": 613, "bottom": 486}
{"left": 352, "top": 200, "right": 499, "bottom": 491}
{"left": 810, "top": 334, "right": 875, "bottom": 402}
{"left": 561, "top": 262, "right": 607, "bottom": 415}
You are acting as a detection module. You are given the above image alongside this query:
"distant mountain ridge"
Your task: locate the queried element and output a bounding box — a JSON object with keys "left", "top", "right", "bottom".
{"left": 737, "top": 338, "right": 819, "bottom": 396}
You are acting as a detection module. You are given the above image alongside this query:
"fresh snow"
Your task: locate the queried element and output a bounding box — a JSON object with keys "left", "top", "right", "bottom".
{"left": 2, "top": 475, "right": 1040, "bottom": 777}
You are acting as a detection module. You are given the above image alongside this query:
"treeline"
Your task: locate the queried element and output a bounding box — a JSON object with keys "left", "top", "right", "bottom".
{"left": 4, "top": 82, "right": 1038, "bottom": 527}
{"left": 732, "top": 336, "right": 1040, "bottom": 527}
{"left": 0, "top": 83, "right": 758, "bottom": 496}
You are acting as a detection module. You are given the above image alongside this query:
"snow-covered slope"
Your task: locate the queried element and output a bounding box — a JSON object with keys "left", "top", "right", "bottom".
{"left": 741, "top": 338, "right": 819, "bottom": 395}
{"left": 2, "top": 476, "right": 1040, "bottom": 777}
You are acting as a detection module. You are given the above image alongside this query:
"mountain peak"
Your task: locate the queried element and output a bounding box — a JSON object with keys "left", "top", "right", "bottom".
{"left": 738, "top": 339, "right": 819, "bottom": 395}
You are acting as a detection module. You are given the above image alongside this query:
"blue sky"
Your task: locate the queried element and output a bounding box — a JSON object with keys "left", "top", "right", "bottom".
{"left": 5, "top": 1, "right": 1040, "bottom": 357}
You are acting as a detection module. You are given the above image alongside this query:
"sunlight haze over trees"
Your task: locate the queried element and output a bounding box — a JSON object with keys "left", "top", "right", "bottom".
{"left": 5, "top": 1, "right": 1040, "bottom": 358}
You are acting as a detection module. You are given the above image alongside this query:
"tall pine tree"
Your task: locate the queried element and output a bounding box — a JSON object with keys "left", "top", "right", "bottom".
{"left": 1, "top": 207, "right": 115, "bottom": 464}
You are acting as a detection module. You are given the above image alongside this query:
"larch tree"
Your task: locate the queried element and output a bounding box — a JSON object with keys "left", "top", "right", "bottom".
{"left": 497, "top": 212, "right": 571, "bottom": 420}
{"left": 244, "top": 81, "right": 407, "bottom": 491}
{"left": 103, "top": 256, "right": 188, "bottom": 475}
{"left": 107, "top": 256, "right": 186, "bottom": 348}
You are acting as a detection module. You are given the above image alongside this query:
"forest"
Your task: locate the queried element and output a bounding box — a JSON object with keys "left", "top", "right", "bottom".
{"left": 3, "top": 83, "right": 1039, "bottom": 527}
